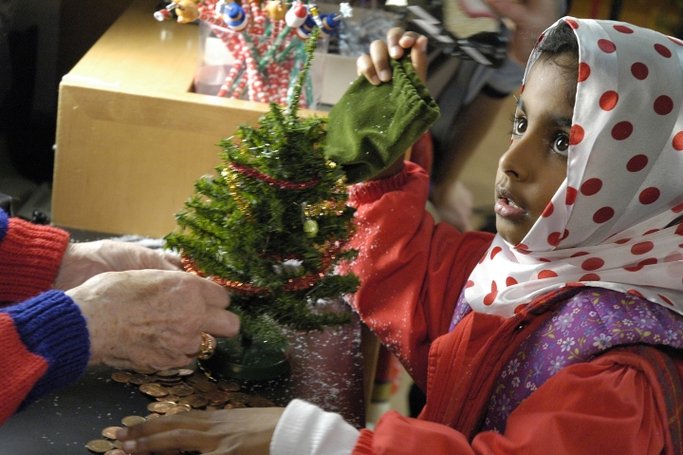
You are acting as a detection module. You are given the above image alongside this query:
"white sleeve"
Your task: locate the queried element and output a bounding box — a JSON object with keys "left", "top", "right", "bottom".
{"left": 270, "top": 399, "right": 360, "bottom": 455}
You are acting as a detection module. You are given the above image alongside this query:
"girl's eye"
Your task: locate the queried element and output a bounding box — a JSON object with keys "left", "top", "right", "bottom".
{"left": 552, "top": 133, "right": 570, "bottom": 156}
{"left": 512, "top": 116, "right": 527, "bottom": 135}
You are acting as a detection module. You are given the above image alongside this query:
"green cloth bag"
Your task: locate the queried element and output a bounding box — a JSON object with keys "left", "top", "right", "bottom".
{"left": 325, "top": 58, "right": 440, "bottom": 183}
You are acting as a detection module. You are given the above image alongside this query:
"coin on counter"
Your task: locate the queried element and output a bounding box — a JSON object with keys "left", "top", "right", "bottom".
{"left": 185, "top": 373, "right": 218, "bottom": 392}
{"left": 177, "top": 368, "right": 195, "bottom": 377}
{"left": 85, "top": 439, "right": 115, "bottom": 453}
{"left": 165, "top": 403, "right": 192, "bottom": 415}
{"left": 110, "top": 371, "right": 133, "bottom": 384}
{"left": 132, "top": 367, "right": 158, "bottom": 375}
{"left": 179, "top": 394, "right": 209, "bottom": 409}
{"left": 226, "top": 392, "right": 251, "bottom": 405}
{"left": 159, "top": 393, "right": 181, "bottom": 403}
{"left": 101, "top": 425, "right": 124, "bottom": 440}
{"left": 217, "top": 379, "right": 241, "bottom": 392}
{"left": 139, "top": 382, "right": 169, "bottom": 398}
{"left": 104, "top": 449, "right": 128, "bottom": 455}
{"left": 121, "top": 415, "right": 147, "bottom": 427}
{"left": 205, "top": 390, "right": 232, "bottom": 406}
{"left": 168, "top": 383, "right": 195, "bottom": 397}
{"left": 128, "top": 373, "right": 154, "bottom": 385}
{"left": 156, "top": 368, "right": 179, "bottom": 377}
{"left": 147, "top": 401, "right": 178, "bottom": 414}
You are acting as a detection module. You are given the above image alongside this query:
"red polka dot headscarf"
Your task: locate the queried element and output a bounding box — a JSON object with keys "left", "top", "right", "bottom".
{"left": 465, "top": 17, "right": 683, "bottom": 318}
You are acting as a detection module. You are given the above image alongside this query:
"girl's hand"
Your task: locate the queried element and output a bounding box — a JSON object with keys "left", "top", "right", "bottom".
{"left": 55, "top": 240, "right": 181, "bottom": 290}
{"left": 116, "top": 408, "right": 285, "bottom": 455}
{"left": 356, "top": 27, "right": 429, "bottom": 85}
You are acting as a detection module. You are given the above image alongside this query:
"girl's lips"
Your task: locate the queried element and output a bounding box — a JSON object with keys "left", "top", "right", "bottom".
{"left": 494, "top": 191, "right": 527, "bottom": 220}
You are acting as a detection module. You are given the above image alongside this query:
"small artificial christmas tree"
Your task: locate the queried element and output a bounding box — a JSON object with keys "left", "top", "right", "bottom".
{"left": 165, "top": 26, "right": 359, "bottom": 380}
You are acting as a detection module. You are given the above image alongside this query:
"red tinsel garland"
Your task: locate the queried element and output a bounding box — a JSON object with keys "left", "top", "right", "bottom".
{"left": 229, "top": 162, "right": 320, "bottom": 190}
{"left": 181, "top": 242, "right": 340, "bottom": 296}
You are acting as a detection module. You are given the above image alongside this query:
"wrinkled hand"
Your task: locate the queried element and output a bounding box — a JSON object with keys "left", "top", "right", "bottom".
{"left": 486, "top": 0, "right": 565, "bottom": 64}
{"left": 55, "top": 240, "right": 181, "bottom": 290}
{"left": 67, "top": 270, "right": 240, "bottom": 371}
{"left": 116, "top": 407, "right": 285, "bottom": 455}
{"left": 356, "top": 27, "right": 428, "bottom": 84}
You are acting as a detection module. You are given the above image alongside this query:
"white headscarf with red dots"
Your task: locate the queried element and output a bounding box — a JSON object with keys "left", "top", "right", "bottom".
{"left": 465, "top": 17, "right": 683, "bottom": 318}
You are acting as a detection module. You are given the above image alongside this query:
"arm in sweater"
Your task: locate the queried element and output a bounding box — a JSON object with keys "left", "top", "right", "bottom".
{"left": 0, "top": 209, "right": 70, "bottom": 302}
{"left": 347, "top": 162, "right": 492, "bottom": 386}
{"left": 0, "top": 210, "right": 90, "bottom": 424}
{"left": 272, "top": 351, "right": 671, "bottom": 455}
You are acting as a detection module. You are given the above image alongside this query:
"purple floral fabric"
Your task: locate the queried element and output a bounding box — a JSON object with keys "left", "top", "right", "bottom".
{"left": 449, "top": 287, "right": 683, "bottom": 433}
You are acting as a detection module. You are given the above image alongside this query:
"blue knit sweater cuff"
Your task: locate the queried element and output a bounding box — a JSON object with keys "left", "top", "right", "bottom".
{"left": 6, "top": 290, "right": 90, "bottom": 406}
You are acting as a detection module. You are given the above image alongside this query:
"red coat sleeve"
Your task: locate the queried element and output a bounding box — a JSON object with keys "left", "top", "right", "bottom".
{"left": 0, "top": 313, "right": 49, "bottom": 422}
{"left": 0, "top": 212, "right": 70, "bottom": 302}
{"left": 348, "top": 162, "right": 492, "bottom": 387}
{"left": 353, "top": 350, "right": 671, "bottom": 455}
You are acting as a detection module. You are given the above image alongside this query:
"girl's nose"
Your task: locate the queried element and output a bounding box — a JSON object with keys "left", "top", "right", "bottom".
{"left": 498, "top": 136, "right": 534, "bottom": 181}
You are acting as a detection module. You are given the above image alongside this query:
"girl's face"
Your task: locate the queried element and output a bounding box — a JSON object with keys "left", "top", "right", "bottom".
{"left": 494, "top": 55, "right": 576, "bottom": 246}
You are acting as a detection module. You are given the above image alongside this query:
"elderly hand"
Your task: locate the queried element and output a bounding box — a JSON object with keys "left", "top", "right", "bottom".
{"left": 486, "top": 0, "right": 565, "bottom": 64}
{"left": 55, "top": 240, "right": 181, "bottom": 290}
{"left": 115, "top": 407, "right": 284, "bottom": 455}
{"left": 356, "top": 27, "right": 429, "bottom": 84}
{"left": 67, "top": 269, "right": 239, "bottom": 371}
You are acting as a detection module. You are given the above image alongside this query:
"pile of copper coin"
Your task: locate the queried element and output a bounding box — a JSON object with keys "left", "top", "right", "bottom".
{"left": 85, "top": 367, "right": 275, "bottom": 454}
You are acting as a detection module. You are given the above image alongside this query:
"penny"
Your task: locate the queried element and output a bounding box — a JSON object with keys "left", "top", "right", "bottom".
{"left": 185, "top": 374, "right": 217, "bottom": 392}
{"left": 165, "top": 403, "right": 192, "bottom": 415}
{"left": 226, "top": 392, "right": 250, "bottom": 405}
{"left": 121, "top": 415, "right": 146, "bottom": 427}
{"left": 139, "top": 383, "right": 169, "bottom": 398}
{"left": 177, "top": 368, "right": 195, "bottom": 377}
{"left": 85, "top": 439, "right": 115, "bottom": 453}
{"left": 217, "top": 379, "right": 241, "bottom": 392}
{"left": 101, "top": 425, "right": 123, "bottom": 439}
{"left": 156, "top": 377, "right": 183, "bottom": 386}
{"left": 132, "top": 367, "right": 157, "bottom": 375}
{"left": 179, "top": 394, "right": 209, "bottom": 409}
{"left": 145, "top": 413, "right": 161, "bottom": 420}
{"left": 110, "top": 371, "right": 133, "bottom": 384}
{"left": 128, "top": 373, "right": 153, "bottom": 385}
{"left": 158, "top": 393, "right": 180, "bottom": 403}
{"left": 223, "top": 401, "right": 246, "bottom": 409}
{"left": 168, "top": 383, "right": 195, "bottom": 397}
{"left": 205, "top": 390, "right": 231, "bottom": 406}
{"left": 104, "top": 450, "right": 127, "bottom": 455}
{"left": 156, "top": 369, "right": 179, "bottom": 377}
{"left": 147, "top": 401, "right": 177, "bottom": 414}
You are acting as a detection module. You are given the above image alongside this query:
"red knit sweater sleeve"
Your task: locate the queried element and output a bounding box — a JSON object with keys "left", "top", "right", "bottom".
{"left": 353, "top": 350, "right": 671, "bottom": 454}
{"left": 347, "top": 162, "right": 492, "bottom": 387}
{"left": 0, "top": 212, "right": 70, "bottom": 302}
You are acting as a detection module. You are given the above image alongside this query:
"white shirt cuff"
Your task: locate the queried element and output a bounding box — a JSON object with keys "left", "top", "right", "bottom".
{"left": 271, "top": 399, "right": 360, "bottom": 455}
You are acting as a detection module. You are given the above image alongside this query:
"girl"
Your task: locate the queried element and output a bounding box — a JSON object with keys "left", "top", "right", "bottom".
{"left": 117, "top": 17, "right": 683, "bottom": 454}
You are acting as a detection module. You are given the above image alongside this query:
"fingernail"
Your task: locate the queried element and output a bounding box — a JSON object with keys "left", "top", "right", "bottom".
{"left": 390, "top": 45, "right": 401, "bottom": 58}
{"left": 122, "top": 440, "right": 136, "bottom": 452}
{"left": 379, "top": 69, "right": 392, "bottom": 82}
{"left": 369, "top": 75, "right": 380, "bottom": 85}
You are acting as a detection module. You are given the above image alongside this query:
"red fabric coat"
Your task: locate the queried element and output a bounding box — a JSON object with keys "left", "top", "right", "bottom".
{"left": 347, "top": 162, "right": 682, "bottom": 454}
